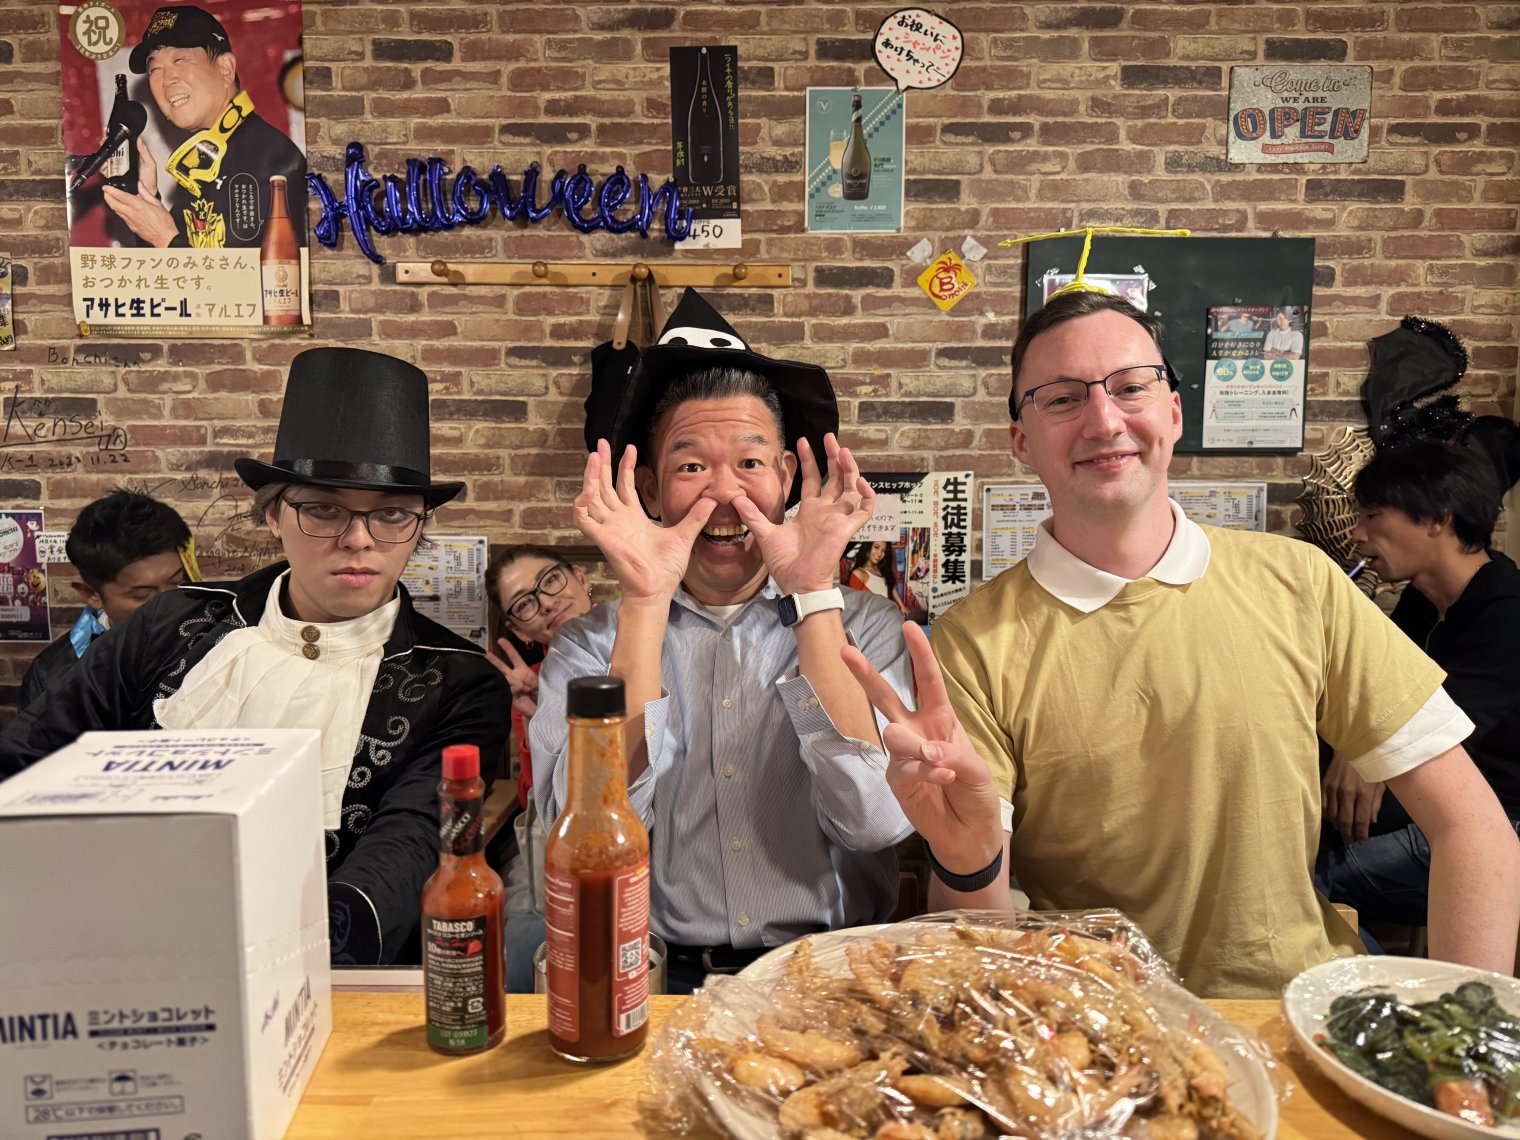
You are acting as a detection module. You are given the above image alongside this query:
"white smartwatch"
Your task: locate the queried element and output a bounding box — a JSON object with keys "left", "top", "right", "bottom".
{"left": 778, "top": 587, "right": 845, "bottom": 627}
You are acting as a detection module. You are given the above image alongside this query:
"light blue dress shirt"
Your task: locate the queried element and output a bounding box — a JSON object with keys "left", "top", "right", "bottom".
{"left": 532, "top": 581, "right": 915, "bottom": 949}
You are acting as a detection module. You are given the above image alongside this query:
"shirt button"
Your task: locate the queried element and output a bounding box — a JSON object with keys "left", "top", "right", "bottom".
{"left": 723, "top": 631, "right": 732, "bottom": 641}
{"left": 721, "top": 697, "right": 733, "bottom": 710}
{"left": 300, "top": 625, "right": 320, "bottom": 643}
{"left": 737, "top": 915, "right": 750, "bottom": 927}
{"left": 301, "top": 643, "right": 319, "bottom": 660}
{"left": 730, "top": 839, "right": 742, "bottom": 852}
{"left": 723, "top": 765, "right": 734, "bottom": 778}
{"left": 809, "top": 696, "right": 821, "bottom": 709}
{"left": 796, "top": 698, "right": 809, "bottom": 710}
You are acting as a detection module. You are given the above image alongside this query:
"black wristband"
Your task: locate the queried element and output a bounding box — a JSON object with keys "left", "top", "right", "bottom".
{"left": 923, "top": 839, "right": 1004, "bottom": 893}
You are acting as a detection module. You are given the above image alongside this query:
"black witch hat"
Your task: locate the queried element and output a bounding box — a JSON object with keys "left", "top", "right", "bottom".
{"left": 585, "top": 288, "right": 839, "bottom": 505}
{"left": 235, "top": 347, "right": 464, "bottom": 508}
{"left": 1362, "top": 315, "right": 1520, "bottom": 491}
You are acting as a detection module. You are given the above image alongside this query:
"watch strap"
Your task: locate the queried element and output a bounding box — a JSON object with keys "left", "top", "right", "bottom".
{"left": 924, "top": 839, "right": 1005, "bottom": 893}
{"left": 779, "top": 586, "right": 845, "bottom": 627}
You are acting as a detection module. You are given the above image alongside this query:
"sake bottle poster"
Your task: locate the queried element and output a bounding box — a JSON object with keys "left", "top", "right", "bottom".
{"left": 804, "top": 87, "right": 905, "bottom": 234}
{"left": 58, "top": 0, "right": 311, "bottom": 336}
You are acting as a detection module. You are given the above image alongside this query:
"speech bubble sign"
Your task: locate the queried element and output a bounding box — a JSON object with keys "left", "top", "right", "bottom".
{"left": 874, "top": 8, "right": 964, "bottom": 91}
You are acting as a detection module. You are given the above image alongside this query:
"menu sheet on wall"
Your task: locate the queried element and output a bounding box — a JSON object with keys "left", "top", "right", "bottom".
{"left": 981, "top": 483, "right": 1052, "bottom": 579}
{"left": 402, "top": 535, "right": 489, "bottom": 649}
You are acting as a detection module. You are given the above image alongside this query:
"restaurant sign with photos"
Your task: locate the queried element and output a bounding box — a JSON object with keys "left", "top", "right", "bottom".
{"left": 804, "top": 87, "right": 905, "bottom": 233}
{"left": 670, "top": 45, "right": 741, "bottom": 250}
{"left": 59, "top": 0, "right": 311, "bottom": 336}
{"left": 1228, "top": 66, "right": 1371, "bottom": 164}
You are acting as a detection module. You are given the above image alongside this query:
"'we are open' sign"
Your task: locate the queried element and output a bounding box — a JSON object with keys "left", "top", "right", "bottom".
{"left": 1228, "top": 66, "right": 1372, "bottom": 164}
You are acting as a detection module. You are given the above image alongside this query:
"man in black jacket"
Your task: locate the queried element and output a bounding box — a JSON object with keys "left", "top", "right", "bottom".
{"left": 1319, "top": 439, "right": 1520, "bottom": 922}
{"left": 0, "top": 348, "right": 508, "bottom": 965}
{"left": 103, "top": 5, "right": 306, "bottom": 248}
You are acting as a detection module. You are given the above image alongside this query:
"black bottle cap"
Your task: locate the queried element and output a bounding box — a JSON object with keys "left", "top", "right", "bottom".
{"left": 567, "top": 675, "right": 626, "bottom": 718}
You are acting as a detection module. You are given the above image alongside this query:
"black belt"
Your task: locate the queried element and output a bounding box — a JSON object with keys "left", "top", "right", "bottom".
{"left": 663, "top": 941, "right": 769, "bottom": 975}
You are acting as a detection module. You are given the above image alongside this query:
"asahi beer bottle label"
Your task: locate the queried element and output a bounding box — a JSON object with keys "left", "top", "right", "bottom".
{"left": 424, "top": 915, "right": 490, "bottom": 1051}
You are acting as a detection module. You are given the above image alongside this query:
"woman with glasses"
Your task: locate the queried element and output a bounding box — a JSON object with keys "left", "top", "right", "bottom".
{"left": 0, "top": 348, "right": 510, "bottom": 967}
{"left": 483, "top": 545, "right": 597, "bottom": 991}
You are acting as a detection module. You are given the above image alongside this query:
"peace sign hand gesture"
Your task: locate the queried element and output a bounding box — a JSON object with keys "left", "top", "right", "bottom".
{"left": 734, "top": 433, "right": 875, "bottom": 595}
{"left": 841, "top": 622, "right": 1004, "bottom": 871}
{"left": 485, "top": 637, "right": 541, "bottom": 720}
{"left": 573, "top": 439, "right": 716, "bottom": 605}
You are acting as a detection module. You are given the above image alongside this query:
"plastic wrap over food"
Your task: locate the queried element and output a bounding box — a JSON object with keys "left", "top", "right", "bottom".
{"left": 641, "top": 910, "right": 1284, "bottom": 1139}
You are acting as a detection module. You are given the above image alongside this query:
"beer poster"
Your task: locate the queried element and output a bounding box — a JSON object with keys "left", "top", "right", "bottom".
{"left": 669, "top": 45, "right": 742, "bottom": 250}
{"left": 804, "top": 87, "right": 905, "bottom": 233}
{"left": 59, "top": 0, "right": 310, "bottom": 337}
{"left": 0, "top": 511, "right": 50, "bottom": 643}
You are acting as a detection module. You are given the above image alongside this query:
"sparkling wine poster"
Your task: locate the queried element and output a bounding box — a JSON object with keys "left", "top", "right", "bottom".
{"left": 669, "top": 45, "right": 741, "bottom": 250}
{"left": 804, "top": 86, "right": 905, "bottom": 234}
{"left": 59, "top": 0, "right": 310, "bottom": 337}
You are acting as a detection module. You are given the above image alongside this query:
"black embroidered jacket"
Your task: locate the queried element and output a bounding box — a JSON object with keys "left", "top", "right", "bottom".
{"left": 0, "top": 563, "right": 508, "bottom": 964}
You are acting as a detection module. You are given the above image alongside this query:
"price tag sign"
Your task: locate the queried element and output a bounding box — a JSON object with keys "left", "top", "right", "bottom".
{"left": 679, "top": 219, "right": 743, "bottom": 251}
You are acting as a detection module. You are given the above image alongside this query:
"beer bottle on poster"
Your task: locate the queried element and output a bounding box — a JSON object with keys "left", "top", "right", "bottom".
{"left": 545, "top": 676, "right": 651, "bottom": 1064}
{"left": 841, "top": 89, "right": 871, "bottom": 201}
{"left": 686, "top": 47, "right": 724, "bottom": 185}
{"left": 260, "top": 175, "right": 302, "bottom": 326}
{"left": 101, "top": 74, "right": 142, "bottom": 193}
{"left": 421, "top": 744, "right": 506, "bottom": 1056}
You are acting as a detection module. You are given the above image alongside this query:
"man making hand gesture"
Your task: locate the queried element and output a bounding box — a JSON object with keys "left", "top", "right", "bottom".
{"left": 531, "top": 289, "right": 914, "bottom": 993}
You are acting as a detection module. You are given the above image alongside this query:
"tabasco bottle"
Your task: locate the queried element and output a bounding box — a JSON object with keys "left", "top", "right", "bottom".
{"left": 259, "top": 175, "right": 302, "bottom": 326}
{"left": 421, "top": 744, "right": 505, "bottom": 1055}
{"left": 545, "top": 676, "right": 651, "bottom": 1064}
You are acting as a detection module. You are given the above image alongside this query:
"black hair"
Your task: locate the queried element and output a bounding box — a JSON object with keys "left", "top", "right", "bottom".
{"left": 645, "top": 367, "right": 785, "bottom": 459}
{"left": 486, "top": 543, "right": 575, "bottom": 664}
{"left": 1008, "top": 291, "right": 1170, "bottom": 418}
{"left": 65, "top": 490, "right": 190, "bottom": 590}
{"left": 1354, "top": 439, "right": 1502, "bottom": 554}
{"left": 847, "top": 539, "right": 898, "bottom": 595}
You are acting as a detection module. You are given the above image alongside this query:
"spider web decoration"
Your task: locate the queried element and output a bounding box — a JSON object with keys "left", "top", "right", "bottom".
{"left": 1296, "top": 426, "right": 1380, "bottom": 589}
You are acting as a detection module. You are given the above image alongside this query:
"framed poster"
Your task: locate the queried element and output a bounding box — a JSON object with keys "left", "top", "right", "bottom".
{"left": 804, "top": 87, "right": 904, "bottom": 233}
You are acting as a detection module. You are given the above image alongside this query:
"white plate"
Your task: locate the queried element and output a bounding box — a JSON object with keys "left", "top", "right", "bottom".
{"left": 699, "top": 922, "right": 1278, "bottom": 1139}
{"left": 1284, "top": 956, "right": 1520, "bottom": 1139}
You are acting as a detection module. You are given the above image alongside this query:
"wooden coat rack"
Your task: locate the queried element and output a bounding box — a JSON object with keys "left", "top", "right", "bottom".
{"left": 394, "top": 260, "right": 791, "bottom": 289}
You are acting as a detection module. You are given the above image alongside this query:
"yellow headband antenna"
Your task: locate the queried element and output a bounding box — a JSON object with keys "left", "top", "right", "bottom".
{"left": 1001, "top": 225, "right": 1191, "bottom": 300}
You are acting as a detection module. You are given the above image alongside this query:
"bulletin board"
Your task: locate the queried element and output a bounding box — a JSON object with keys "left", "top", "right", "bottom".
{"left": 1022, "top": 235, "right": 1316, "bottom": 454}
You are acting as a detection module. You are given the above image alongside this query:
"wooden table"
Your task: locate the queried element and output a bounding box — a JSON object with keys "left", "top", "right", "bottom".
{"left": 285, "top": 993, "right": 1421, "bottom": 1138}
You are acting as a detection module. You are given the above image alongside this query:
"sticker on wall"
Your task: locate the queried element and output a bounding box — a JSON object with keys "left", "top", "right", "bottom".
{"left": 805, "top": 87, "right": 905, "bottom": 233}
{"left": 670, "top": 45, "right": 742, "bottom": 251}
{"left": 0, "top": 510, "right": 50, "bottom": 643}
{"left": 873, "top": 8, "right": 963, "bottom": 91}
{"left": 917, "top": 250, "right": 976, "bottom": 311}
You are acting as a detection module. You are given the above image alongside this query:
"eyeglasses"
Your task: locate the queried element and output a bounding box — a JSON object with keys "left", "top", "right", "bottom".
{"left": 1015, "top": 365, "right": 1170, "bottom": 422}
{"left": 505, "top": 563, "right": 572, "bottom": 624}
{"left": 281, "top": 498, "right": 427, "bottom": 544}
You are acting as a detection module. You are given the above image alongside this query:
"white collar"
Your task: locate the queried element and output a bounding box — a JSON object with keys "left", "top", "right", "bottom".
{"left": 1025, "top": 499, "right": 1211, "bottom": 613}
{"left": 259, "top": 572, "right": 401, "bottom": 661}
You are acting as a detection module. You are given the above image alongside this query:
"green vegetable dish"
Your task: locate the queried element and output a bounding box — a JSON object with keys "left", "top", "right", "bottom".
{"left": 1318, "top": 981, "right": 1520, "bottom": 1128}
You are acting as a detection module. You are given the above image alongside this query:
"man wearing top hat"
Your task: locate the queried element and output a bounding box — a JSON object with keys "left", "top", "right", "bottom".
{"left": 0, "top": 348, "right": 508, "bottom": 966}
{"left": 532, "top": 288, "right": 914, "bottom": 992}
{"left": 103, "top": 4, "right": 306, "bottom": 249}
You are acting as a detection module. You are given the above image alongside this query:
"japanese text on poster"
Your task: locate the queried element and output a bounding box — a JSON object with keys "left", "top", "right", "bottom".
{"left": 981, "top": 484, "right": 1052, "bottom": 579}
{"left": 402, "top": 535, "right": 489, "bottom": 649}
{"left": 805, "top": 87, "right": 905, "bottom": 234}
{"left": 1202, "top": 305, "right": 1307, "bottom": 450}
{"left": 670, "top": 45, "right": 742, "bottom": 250}
{"left": 842, "top": 472, "right": 970, "bottom": 625}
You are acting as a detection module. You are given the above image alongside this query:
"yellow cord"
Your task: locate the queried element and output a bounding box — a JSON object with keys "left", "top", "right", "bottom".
{"left": 179, "top": 536, "right": 203, "bottom": 583}
{"left": 999, "top": 225, "right": 1192, "bottom": 299}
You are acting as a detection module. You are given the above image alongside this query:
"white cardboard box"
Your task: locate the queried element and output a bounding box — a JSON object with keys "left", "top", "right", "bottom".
{"left": 0, "top": 730, "right": 332, "bottom": 1140}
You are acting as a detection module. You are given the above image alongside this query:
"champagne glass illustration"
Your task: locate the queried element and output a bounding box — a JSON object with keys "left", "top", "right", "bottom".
{"left": 827, "top": 128, "right": 848, "bottom": 198}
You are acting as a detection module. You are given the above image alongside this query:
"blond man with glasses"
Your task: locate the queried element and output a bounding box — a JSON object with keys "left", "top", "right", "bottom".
{"left": 844, "top": 290, "right": 1520, "bottom": 998}
{"left": 0, "top": 348, "right": 509, "bottom": 967}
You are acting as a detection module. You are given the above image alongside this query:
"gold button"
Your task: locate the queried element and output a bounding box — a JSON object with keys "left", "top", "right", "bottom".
{"left": 721, "top": 698, "right": 733, "bottom": 710}
{"left": 301, "top": 626, "right": 320, "bottom": 643}
{"left": 302, "top": 643, "right": 319, "bottom": 660}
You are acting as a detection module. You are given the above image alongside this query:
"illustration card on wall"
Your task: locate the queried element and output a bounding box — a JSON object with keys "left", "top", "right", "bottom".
{"left": 0, "top": 256, "right": 12, "bottom": 350}
{"left": 1169, "top": 482, "right": 1268, "bottom": 532}
{"left": 0, "top": 511, "right": 50, "bottom": 642}
{"left": 841, "top": 472, "right": 971, "bottom": 624}
{"left": 1040, "top": 270, "right": 1151, "bottom": 311}
{"left": 805, "top": 87, "right": 905, "bottom": 233}
{"left": 981, "top": 483, "right": 1051, "bottom": 579}
{"left": 402, "top": 535, "right": 489, "bottom": 649}
{"left": 1202, "top": 304, "right": 1307, "bottom": 450}
{"left": 59, "top": 0, "right": 311, "bottom": 337}
{"left": 670, "top": 45, "right": 741, "bottom": 251}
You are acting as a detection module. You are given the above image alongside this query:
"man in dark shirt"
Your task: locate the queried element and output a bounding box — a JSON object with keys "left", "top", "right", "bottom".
{"left": 18, "top": 491, "right": 191, "bottom": 710}
{"left": 1319, "top": 439, "right": 1520, "bottom": 922}
{"left": 102, "top": 5, "right": 306, "bottom": 249}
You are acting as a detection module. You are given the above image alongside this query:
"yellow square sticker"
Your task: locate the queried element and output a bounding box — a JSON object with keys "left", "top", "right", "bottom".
{"left": 917, "top": 251, "right": 977, "bottom": 311}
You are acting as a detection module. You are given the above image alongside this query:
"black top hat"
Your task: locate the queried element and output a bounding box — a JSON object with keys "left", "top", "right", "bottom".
{"left": 591, "top": 288, "right": 839, "bottom": 505}
{"left": 129, "top": 5, "right": 231, "bottom": 74}
{"left": 234, "top": 348, "right": 464, "bottom": 509}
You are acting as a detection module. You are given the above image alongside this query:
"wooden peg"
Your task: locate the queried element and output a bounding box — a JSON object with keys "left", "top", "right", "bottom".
{"left": 631, "top": 262, "right": 651, "bottom": 281}
{"left": 531, "top": 261, "right": 549, "bottom": 279}
{"left": 429, "top": 260, "right": 450, "bottom": 278}
{"left": 732, "top": 263, "right": 749, "bottom": 281}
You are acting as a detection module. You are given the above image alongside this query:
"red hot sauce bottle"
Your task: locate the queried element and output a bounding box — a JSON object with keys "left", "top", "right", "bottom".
{"left": 545, "top": 676, "right": 651, "bottom": 1064}
{"left": 421, "top": 744, "right": 506, "bottom": 1055}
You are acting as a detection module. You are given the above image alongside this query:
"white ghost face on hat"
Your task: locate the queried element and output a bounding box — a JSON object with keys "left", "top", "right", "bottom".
{"left": 657, "top": 326, "right": 748, "bottom": 351}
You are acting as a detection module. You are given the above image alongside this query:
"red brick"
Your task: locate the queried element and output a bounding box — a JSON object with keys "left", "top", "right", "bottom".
{"left": 1400, "top": 65, "right": 1483, "bottom": 90}
{"left": 1382, "top": 234, "right": 1467, "bottom": 258}
{"left": 1429, "top": 207, "right": 1520, "bottom": 230}
{"left": 1387, "top": 290, "right": 1467, "bottom": 314}
{"left": 1395, "top": 6, "right": 1482, "bottom": 31}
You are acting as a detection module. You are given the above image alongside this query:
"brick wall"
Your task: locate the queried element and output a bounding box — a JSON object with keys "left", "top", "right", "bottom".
{"left": 0, "top": 0, "right": 1516, "bottom": 705}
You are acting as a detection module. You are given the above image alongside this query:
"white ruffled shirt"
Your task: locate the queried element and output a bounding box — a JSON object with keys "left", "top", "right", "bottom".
{"left": 154, "top": 573, "right": 401, "bottom": 829}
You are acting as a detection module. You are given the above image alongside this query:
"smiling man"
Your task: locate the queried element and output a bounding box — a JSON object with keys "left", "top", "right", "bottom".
{"left": 0, "top": 348, "right": 507, "bottom": 966}
{"left": 103, "top": 4, "right": 306, "bottom": 249}
{"left": 846, "top": 290, "right": 1520, "bottom": 998}
{"left": 532, "top": 289, "right": 914, "bottom": 993}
